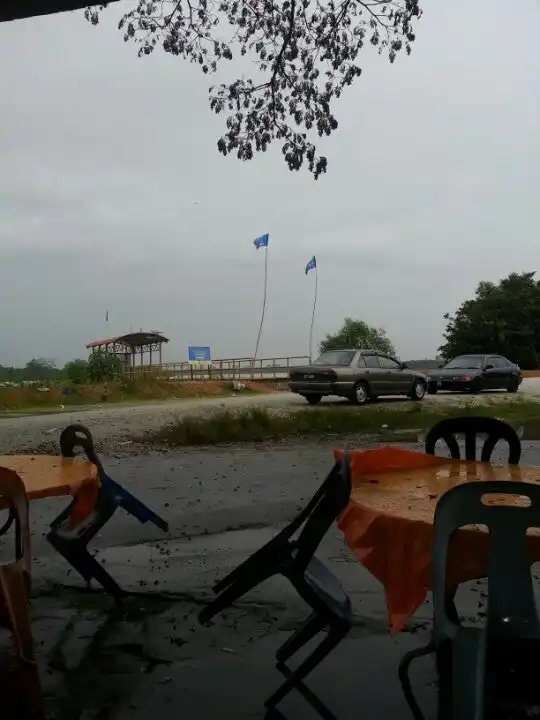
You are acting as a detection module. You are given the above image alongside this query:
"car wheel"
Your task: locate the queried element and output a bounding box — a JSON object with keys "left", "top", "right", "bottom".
{"left": 409, "top": 379, "right": 426, "bottom": 401}
{"left": 304, "top": 394, "right": 323, "bottom": 405}
{"left": 507, "top": 380, "right": 520, "bottom": 393}
{"left": 350, "top": 381, "right": 369, "bottom": 406}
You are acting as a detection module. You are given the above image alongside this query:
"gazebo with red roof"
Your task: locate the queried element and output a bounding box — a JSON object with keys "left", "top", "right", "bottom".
{"left": 86, "top": 331, "right": 169, "bottom": 371}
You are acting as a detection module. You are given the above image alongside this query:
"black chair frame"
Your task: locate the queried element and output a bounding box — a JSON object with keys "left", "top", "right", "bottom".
{"left": 425, "top": 416, "right": 521, "bottom": 465}
{"left": 199, "top": 454, "right": 353, "bottom": 720}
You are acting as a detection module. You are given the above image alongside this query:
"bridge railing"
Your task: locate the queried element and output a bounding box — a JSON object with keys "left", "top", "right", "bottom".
{"left": 125, "top": 356, "right": 310, "bottom": 381}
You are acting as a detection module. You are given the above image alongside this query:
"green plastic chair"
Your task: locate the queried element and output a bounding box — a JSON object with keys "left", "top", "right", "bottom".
{"left": 399, "top": 480, "right": 540, "bottom": 720}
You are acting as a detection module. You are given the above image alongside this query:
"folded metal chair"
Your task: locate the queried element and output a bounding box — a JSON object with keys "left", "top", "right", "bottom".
{"left": 399, "top": 480, "right": 540, "bottom": 720}
{"left": 425, "top": 416, "right": 521, "bottom": 464}
{"left": 59, "top": 424, "right": 169, "bottom": 531}
{"left": 0, "top": 467, "right": 44, "bottom": 718}
{"left": 199, "top": 453, "right": 352, "bottom": 720}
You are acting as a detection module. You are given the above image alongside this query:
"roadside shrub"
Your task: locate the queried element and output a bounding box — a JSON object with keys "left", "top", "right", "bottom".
{"left": 87, "top": 350, "right": 123, "bottom": 382}
{"left": 145, "top": 401, "right": 540, "bottom": 448}
{"left": 64, "top": 359, "right": 89, "bottom": 385}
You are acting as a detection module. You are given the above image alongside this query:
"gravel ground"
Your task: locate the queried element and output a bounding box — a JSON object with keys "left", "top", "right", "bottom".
{"left": 1, "top": 381, "right": 539, "bottom": 455}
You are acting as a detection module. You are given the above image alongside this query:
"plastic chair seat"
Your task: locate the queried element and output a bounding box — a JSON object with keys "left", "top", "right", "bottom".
{"left": 52, "top": 505, "right": 104, "bottom": 540}
{"left": 303, "top": 556, "right": 351, "bottom": 618}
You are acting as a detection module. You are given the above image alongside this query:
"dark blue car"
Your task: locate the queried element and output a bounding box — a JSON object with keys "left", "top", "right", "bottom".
{"left": 427, "top": 354, "right": 522, "bottom": 394}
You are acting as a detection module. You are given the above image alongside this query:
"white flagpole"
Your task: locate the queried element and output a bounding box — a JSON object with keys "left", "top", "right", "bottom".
{"left": 253, "top": 242, "right": 269, "bottom": 361}
{"left": 309, "top": 264, "right": 318, "bottom": 362}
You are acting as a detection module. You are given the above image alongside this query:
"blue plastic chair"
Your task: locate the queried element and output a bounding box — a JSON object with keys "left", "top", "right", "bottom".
{"left": 59, "top": 424, "right": 169, "bottom": 532}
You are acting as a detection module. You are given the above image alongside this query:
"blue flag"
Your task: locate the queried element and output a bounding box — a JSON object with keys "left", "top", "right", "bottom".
{"left": 305, "top": 255, "right": 317, "bottom": 274}
{"left": 253, "top": 233, "right": 269, "bottom": 249}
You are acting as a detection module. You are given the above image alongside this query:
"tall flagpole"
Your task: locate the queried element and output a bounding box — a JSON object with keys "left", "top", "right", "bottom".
{"left": 309, "top": 264, "right": 318, "bottom": 362}
{"left": 254, "top": 243, "right": 269, "bottom": 361}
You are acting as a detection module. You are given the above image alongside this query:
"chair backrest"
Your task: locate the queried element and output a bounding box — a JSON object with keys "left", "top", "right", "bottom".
{"left": 291, "top": 451, "right": 352, "bottom": 573}
{"left": 425, "top": 416, "right": 521, "bottom": 464}
{"left": 60, "top": 424, "right": 104, "bottom": 471}
{"left": 432, "top": 480, "right": 540, "bottom": 640}
{"left": 0, "top": 468, "right": 30, "bottom": 574}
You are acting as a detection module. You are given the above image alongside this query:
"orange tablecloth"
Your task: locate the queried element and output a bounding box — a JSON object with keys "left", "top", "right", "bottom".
{"left": 0, "top": 456, "right": 99, "bottom": 527}
{"left": 335, "top": 446, "right": 540, "bottom": 634}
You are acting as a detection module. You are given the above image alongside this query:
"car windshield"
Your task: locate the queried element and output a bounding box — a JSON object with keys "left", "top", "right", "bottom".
{"left": 444, "top": 356, "right": 483, "bottom": 370}
{"left": 312, "top": 351, "right": 355, "bottom": 367}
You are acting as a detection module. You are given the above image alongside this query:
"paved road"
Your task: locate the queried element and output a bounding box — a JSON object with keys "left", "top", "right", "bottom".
{"left": 1, "top": 378, "right": 540, "bottom": 454}
{"left": 4, "top": 379, "right": 539, "bottom": 718}
{"left": 30, "top": 439, "right": 540, "bottom": 583}
{"left": 13, "top": 437, "right": 540, "bottom": 719}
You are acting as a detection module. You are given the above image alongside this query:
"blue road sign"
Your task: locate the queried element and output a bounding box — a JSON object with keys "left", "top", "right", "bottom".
{"left": 188, "top": 346, "right": 211, "bottom": 363}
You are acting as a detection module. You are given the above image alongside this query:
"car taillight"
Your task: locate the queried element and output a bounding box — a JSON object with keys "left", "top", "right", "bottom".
{"left": 462, "top": 376, "right": 471, "bottom": 382}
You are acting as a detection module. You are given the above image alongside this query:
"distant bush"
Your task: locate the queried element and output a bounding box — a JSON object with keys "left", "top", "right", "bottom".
{"left": 64, "top": 359, "right": 89, "bottom": 385}
{"left": 87, "top": 350, "right": 123, "bottom": 382}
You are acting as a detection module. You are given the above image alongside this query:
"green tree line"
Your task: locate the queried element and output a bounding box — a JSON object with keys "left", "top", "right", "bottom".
{"left": 0, "top": 351, "right": 123, "bottom": 384}
{"left": 439, "top": 272, "right": 540, "bottom": 369}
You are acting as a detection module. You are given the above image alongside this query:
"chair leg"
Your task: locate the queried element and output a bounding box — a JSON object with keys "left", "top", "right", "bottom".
{"left": 265, "top": 621, "right": 350, "bottom": 711}
{"left": 277, "top": 661, "right": 338, "bottom": 720}
{"left": 74, "top": 550, "right": 125, "bottom": 599}
{"left": 450, "top": 630, "right": 486, "bottom": 720}
{"left": 276, "top": 612, "right": 326, "bottom": 663}
{"left": 398, "top": 642, "right": 435, "bottom": 720}
{"left": 47, "top": 533, "right": 91, "bottom": 584}
{"left": 47, "top": 535, "right": 124, "bottom": 599}
{"left": 0, "top": 567, "right": 44, "bottom": 718}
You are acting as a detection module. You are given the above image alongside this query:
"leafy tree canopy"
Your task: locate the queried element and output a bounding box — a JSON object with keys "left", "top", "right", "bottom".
{"left": 0, "top": 359, "right": 59, "bottom": 383}
{"left": 0, "top": 353, "right": 122, "bottom": 384}
{"left": 86, "top": 0, "right": 421, "bottom": 178}
{"left": 319, "top": 317, "right": 397, "bottom": 356}
{"left": 64, "top": 359, "right": 89, "bottom": 385}
{"left": 439, "top": 272, "right": 540, "bottom": 369}
{"left": 87, "top": 350, "right": 124, "bottom": 382}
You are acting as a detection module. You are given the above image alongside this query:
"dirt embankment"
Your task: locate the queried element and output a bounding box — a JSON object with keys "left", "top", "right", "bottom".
{"left": 0, "top": 378, "right": 280, "bottom": 413}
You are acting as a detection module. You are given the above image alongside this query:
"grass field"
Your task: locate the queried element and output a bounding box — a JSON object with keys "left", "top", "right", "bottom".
{"left": 146, "top": 398, "right": 540, "bottom": 447}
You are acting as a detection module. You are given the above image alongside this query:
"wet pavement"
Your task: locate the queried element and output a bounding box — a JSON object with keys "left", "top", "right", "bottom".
{"left": 3, "top": 440, "right": 540, "bottom": 718}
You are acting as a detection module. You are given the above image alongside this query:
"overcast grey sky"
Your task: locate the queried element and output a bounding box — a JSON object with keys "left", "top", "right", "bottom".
{"left": 0, "top": 0, "right": 539, "bottom": 366}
